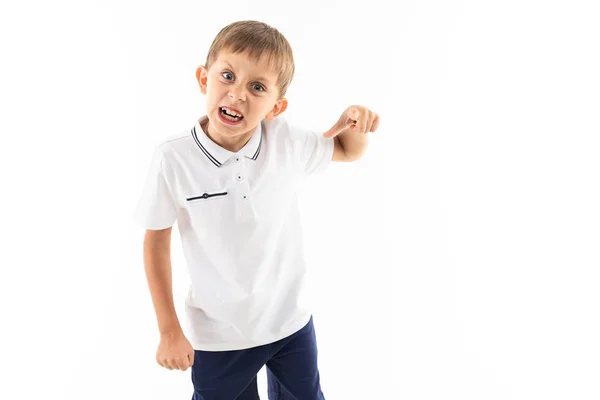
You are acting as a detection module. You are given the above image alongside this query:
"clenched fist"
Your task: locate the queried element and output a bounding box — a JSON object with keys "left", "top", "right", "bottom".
{"left": 156, "top": 331, "right": 195, "bottom": 371}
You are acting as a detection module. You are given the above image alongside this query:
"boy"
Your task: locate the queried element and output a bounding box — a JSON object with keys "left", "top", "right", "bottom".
{"left": 133, "top": 20, "right": 379, "bottom": 399}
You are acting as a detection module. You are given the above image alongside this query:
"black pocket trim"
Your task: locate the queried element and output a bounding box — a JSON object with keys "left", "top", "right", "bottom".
{"left": 186, "top": 192, "right": 228, "bottom": 201}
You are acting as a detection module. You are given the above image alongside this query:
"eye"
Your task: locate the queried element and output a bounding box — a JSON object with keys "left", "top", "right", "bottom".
{"left": 221, "top": 71, "right": 234, "bottom": 80}
{"left": 253, "top": 83, "right": 265, "bottom": 92}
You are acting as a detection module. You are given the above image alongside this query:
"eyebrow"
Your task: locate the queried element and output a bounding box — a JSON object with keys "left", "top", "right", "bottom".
{"left": 222, "top": 60, "right": 273, "bottom": 85}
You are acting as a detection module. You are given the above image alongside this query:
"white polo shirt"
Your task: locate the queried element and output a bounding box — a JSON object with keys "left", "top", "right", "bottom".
{"left": 133, "top": 115, "right": 334, "bottom": 351}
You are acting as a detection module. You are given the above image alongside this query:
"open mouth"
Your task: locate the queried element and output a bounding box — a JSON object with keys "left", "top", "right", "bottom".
{"left": 219, "top": 107, "right": 244, "bottom": 123}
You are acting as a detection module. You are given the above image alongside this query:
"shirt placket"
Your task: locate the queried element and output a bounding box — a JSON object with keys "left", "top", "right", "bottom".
{"left": 231, "top": 154, "right": 257, "bottom": 221}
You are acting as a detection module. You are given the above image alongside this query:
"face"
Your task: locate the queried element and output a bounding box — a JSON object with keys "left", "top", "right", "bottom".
{"left": 196, "top": 48, "right": 288, "bottom": 151}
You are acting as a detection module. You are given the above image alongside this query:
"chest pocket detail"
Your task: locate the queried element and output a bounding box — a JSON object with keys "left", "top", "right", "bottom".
{"left": 186, "top": 191, "right": 228, "bottom": 202}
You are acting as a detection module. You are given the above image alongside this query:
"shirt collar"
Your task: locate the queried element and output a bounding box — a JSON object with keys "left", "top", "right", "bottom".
{"left": 190, "top": 115, "right": 263, "bottom": 168}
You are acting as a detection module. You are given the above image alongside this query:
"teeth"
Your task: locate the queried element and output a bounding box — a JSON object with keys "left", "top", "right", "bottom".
{"left": 222, "top": 107, "right": 242, "bottom": 118}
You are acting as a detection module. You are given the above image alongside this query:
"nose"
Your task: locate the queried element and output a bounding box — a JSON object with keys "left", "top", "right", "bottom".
{"left": 228, "top": 85, "right": 246, "bottom": 102}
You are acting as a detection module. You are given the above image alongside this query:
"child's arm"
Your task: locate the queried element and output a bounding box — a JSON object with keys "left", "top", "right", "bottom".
{"left": 323, "top": 106, "right": 380, "bottom": 162}
{"left": 143, "top": 227, "right": 195, "bottom": 371}
{"left": 143, "top": 227, "right": 183, "bottom": 335}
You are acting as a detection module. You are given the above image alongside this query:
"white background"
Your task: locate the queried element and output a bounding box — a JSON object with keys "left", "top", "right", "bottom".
{"left": 1, "top": 0, "right": 599, "bottom": 399}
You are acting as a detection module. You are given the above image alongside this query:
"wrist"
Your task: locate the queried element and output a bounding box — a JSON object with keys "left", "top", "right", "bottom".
{"left": 159, "top": 323, "right": 184, "bottom": 337}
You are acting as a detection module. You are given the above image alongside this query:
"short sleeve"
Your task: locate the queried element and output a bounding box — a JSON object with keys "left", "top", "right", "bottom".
{"left": 132, "top": 146, "right": 178, "bottom": 230}
{"left": 292, "top": 124, "right": 335, "bottom": 176}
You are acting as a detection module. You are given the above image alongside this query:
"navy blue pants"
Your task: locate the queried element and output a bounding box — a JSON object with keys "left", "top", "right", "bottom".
{"left": 191, "top": 315, "right": 326, "bottom": 400}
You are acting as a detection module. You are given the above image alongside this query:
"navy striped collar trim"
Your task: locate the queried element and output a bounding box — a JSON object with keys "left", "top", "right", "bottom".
{"left": 190, "top": 116, "right": 263, "bottom": 168}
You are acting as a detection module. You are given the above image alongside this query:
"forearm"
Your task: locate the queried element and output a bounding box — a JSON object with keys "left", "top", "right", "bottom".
{"left": 337, "top": 131, "right": 369, "bottom": 161}
{"left": 143, "top": 239, "right": 183, "bottom": 335}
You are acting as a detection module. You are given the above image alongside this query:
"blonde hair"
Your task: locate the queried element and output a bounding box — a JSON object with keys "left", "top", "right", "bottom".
{"left": 204, "top": 20, "right": 295, "bottom": 98}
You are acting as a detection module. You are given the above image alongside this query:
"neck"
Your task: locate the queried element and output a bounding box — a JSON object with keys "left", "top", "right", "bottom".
{"left": 201, "top": 118, "right": 252, "bottom": 153}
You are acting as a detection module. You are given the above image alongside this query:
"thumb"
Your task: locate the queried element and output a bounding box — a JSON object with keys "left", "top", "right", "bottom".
{"left": 323, "top": 107, "right": 358, "bottom": 138}
{"left": 347, "top": 107, "right": 359, "bottom": 120}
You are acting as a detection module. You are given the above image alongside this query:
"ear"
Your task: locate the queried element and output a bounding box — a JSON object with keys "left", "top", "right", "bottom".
{"left": 196, "top": 66, "right": 208, "bottom": 95}
{"left": 265, "top": 98, "right": 288, "bottom": 121}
